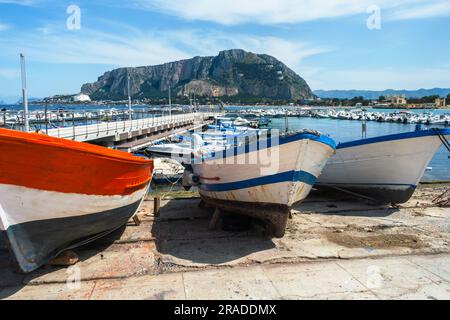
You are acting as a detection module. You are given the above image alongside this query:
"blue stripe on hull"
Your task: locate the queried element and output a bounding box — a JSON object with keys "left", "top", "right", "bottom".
{"left": 200, "top": 170, "right": 317, "bottom": 192}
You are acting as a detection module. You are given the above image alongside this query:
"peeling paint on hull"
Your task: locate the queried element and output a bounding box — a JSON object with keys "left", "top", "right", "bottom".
{"left": 193, "top": 133, "right": 336, "bottom": 237}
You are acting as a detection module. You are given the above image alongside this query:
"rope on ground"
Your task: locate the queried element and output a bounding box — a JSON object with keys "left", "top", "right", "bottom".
{"left": 156, "top": 173, "right": 184, "bottom": 200}
{"left": 433, "top": 188, "right": 450, "bottom": 207}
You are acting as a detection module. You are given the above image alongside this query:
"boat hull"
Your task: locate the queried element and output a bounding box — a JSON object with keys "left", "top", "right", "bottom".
{"left": 0, "top": 128, "right": 153, "bottom": 272}
{"left": 316, "top": 129, "right": 450, "bottom": 204}
{"left": 193, "top": 132, "right": 336, "bottom": 237}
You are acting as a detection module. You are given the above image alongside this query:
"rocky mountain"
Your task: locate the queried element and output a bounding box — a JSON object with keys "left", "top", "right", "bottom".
{"left": 81, "top": 49, "right": 314, "bottom": 101}
{"left": 314, "top": 88, "right": 450, "bottom": 100}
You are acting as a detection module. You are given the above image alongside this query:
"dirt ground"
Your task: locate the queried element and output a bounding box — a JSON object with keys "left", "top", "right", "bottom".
{"left": 0, "top": 183, "right": 449, "bottom": 299}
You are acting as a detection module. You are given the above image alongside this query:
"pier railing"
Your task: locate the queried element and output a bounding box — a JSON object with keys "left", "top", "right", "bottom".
{"left": 0, "top": 108, "right": 222, "bottom": 142}
{"left": 47, "top": 112, "right": 218, "bottom": 142}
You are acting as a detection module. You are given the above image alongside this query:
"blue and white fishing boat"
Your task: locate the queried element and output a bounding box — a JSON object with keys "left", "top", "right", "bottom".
{"left": 185, "top": 129, "right": 336, "bottom": 237}
{"left": 316, "top": 128, "right": 450, "bottom": 204}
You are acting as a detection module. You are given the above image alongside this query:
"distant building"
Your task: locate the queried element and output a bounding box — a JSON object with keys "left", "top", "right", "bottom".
{"left": 386, "top": 95, "right": 407, "bottom": 105}
{"left": 73, "top": 93, "right": 91, "bottom": 102}
{"left": 435, "top": 97, "right": 446, "bottom": 108}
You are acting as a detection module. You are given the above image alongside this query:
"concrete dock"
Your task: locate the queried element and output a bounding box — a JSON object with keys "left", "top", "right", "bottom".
{"left": 1, "top": 184, "right": 450, "bottom": 300}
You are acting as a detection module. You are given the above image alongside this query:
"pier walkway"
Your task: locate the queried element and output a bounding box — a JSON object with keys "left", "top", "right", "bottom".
{"left": 44, "top": 112, "right": 219, "bottom": 149}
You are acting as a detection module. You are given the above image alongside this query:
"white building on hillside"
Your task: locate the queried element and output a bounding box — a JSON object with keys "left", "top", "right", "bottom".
{"left": 73, "top": 93, "right": 91, "bottom": 102}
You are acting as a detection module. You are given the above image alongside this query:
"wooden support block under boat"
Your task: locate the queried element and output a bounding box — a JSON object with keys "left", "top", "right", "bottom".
{"left": 209, "top": 207, "right": 223, "bottom": 230}
{"left": 201, "top": 195, "right": 290, "bottom": 238}
{"left": 153, "top": 197, "right": 161, "bottom": 216}
{"left": 132, "top": 215, "right": 141, "bottom": 226}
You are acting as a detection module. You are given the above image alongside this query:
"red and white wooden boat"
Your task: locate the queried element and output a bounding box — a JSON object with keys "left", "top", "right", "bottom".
{"left": 0, "top": 128, "right": 153, "bottom": 272}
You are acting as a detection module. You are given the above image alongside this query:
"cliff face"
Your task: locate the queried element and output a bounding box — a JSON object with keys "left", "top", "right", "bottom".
{"left": 81, "top": 49, "right": 314, "bottom": 101}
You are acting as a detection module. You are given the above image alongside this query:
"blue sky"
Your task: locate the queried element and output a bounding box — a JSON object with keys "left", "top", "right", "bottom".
{"left": 0, "top": 0, "right": 450, "bottom": 102}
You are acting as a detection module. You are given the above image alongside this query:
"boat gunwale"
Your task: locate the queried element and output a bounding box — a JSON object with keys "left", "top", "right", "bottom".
{"left": 0, "top": 128, "right": 152, "bottom": 165}
{"left": 198, "top": 130, "right": 336, "bottom": 162}
{"left": 337, "top": 128, "right": 450, "bottom": 149}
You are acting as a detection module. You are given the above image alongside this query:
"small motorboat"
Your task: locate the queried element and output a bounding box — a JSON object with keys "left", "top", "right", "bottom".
{"left": 0, "top": 128, "right": 153, "bottom": 272}
{"left": 184, "top": 129, "right": 336, "bottom": 237}
{"left": 146, "top": 135, "right": 229, "bottom": 163}
{"left": 146, "top": 141, "right": 197, "bottom": 159}
{"left": 316, "top": 128, "right": 450, "bottom": 204}
{"left": 152, "top": 158, "right": 185, "bottom": 184}
{"left": 233, "top": 117, "right": 251, "bottom": 126}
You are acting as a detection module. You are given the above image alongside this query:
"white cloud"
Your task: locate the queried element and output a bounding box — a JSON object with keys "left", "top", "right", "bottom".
{"left": 0, "top": 26, "right": 329, "bottom": 73}
{"left": 0, "top": 23, "right": 11, "bottom": 31}
{"left": 0, "top": 0, "right": 37, "bottom": 5}
{"left": 165, "top": 30, "right": 332, "bottom": 69}
{"left": 131, "top": 0, "right": 450, "bottom": 25}
{"left": 389, "top": 0, "right": 450, "bottom": 20}
{"left": 1, "top": 28, "right": 191, "bottom": 67}
{"left": 132, "top": 0, "right": 415, "bottom": 25}
{"left": 0, "top": 68, "right": 19, "bottom": 79}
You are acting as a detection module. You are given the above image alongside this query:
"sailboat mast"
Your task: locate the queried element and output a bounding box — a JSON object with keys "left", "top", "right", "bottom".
{"left": 127, "top": 72, "right": 132, "bottom": 121}
{"left": 168, "top": 85, "right": 172, "bottom": 118}
{"left": 20, "top": 53, "right": 29, "bottom": 132}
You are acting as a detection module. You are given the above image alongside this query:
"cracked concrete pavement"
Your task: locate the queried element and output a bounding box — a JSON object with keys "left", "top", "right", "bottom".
{"left": 1, "top": 184, "right": 449, "bottom": 300}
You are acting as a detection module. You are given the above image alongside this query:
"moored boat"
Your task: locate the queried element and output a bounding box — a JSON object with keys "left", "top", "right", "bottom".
{"left": 186, "top": 130, "right": 336, "bottom": 237}
{"left": 0, "top": 128, "right": 153, "bottom": 272}
{"left": 316, "top": 128, "right": 450, "bottom": 204}
{"left": 152, "top": 158, "right": 185, "bottom": 184}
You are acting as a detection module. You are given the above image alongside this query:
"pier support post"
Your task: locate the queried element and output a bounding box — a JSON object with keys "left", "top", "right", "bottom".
{"left": 153, "top": 197, "right": 161, "bottom": 217}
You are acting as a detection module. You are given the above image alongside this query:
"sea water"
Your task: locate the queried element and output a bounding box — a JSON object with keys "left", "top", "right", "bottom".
{"left": 225, "top": 106, "right": 449, "bottom": 182}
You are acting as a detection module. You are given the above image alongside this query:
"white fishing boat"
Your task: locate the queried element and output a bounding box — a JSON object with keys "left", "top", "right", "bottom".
{"left": 316, "top": 128, "right": 450, "bottom": 204}
{"left": 184, "top": 130, "right": 336, "bottom": 237}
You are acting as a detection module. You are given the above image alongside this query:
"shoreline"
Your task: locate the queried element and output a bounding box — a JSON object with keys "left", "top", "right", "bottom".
{"left": 1, "top": 102, "right": 449, "bottom": 110}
